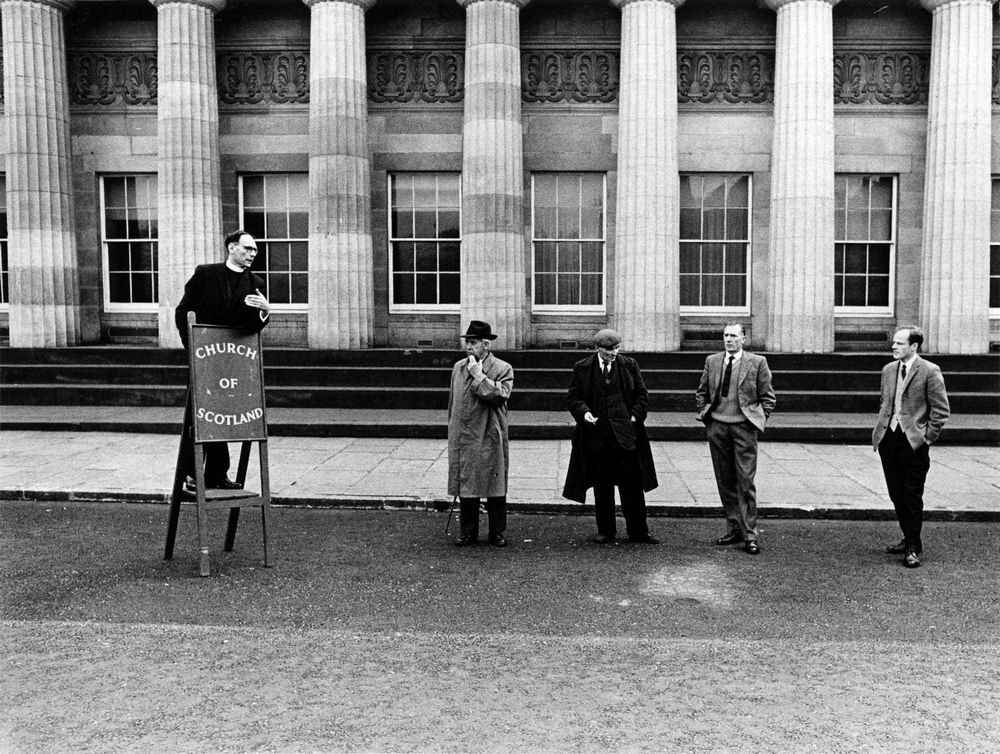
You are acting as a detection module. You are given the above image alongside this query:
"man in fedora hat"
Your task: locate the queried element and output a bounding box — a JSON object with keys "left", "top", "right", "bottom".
{"left": 447, "top": 320, "right": 515, "bottom": 547}
{"left": 563, "top": 328, "right": 659, "bottom": 544}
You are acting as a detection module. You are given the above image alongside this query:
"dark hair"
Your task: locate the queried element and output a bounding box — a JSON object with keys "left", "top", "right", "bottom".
{"left": 224, "top": 229, "right": 248, "bottom": 248}
{"left": 895, "top": 325, "right": 924, "bottom": 350}
{"left": 723, "top": 322, "right": 745, "bottom": 336}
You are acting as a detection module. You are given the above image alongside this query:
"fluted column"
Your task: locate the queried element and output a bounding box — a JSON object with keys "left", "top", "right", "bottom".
{"left": 1, "top": 0, "right": 80, "bottom": 346}
{"left": 764, "top": 0, "right": 839, "bottom": 353}
{"left": 457, "top": 0, "right": 529, "bottom": 349}
{"left": 151, "top": 0, "right": 226, "bottom": 348}
{"left": 304, "top": 0, "right": 375, "bottom": 349}
{"left": 610, "top": 0, "right": 684, "bottom": 351}
{"left": 918, "top": 0, "right": 994, "bottom": 353}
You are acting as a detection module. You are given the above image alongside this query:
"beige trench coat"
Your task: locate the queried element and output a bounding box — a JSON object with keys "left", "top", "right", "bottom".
{"left": 447, "top": 352, "right": 514, "bottom": 498}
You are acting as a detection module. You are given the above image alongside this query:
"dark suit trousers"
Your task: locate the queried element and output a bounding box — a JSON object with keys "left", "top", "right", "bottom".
{"left": 593, "top": 443, "right": 649, "bottom": 540}
{"left": 459, "top": 496, "right": 506, "bottom": 540}
{"left": 878, "top": 426, "right": 929, "bottom": 551}
{"left": 706, "top": 419, "right": 759, "bottom": 540}
{"left": 179, "top": 391, "right": 231, "bottom": 484}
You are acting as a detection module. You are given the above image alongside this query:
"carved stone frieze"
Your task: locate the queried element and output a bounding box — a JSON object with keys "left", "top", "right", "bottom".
{"left": 522, "top": 50, "right": 618, "bottom": 103}
{"left": 367, "top": 51, "right": 463, "bottom": 103}
{"left": 678, "top": 50, "right": 773, "bottom": 104}
{"left": 218, "top": 51, "right": 309, "bottom": 104}
{"left": 68, "top": 52, "right": 158, "bottom": 106}
{"left": 833, "top": 51, "right": 929, "bottom": 105}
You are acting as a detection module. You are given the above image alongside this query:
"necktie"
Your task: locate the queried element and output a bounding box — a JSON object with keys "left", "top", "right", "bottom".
{"left": 603, "top": 362, "right": 611, "bottom": 379}
{"left": 901, "top": 363, "right": 907, "bottom": 381}
{"left": 720, "top": 355, "right": 734, "bottom": 397}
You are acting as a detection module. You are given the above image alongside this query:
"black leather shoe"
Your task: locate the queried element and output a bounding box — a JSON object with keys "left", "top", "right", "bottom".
{"left": 454, "top": 536, "right": 478, "bottom": 547}
{"left": 886, "top": 539, "right": 907, "bottom": 554}
{"left": 591, "top": 534, "right": 616, "bottom": 545}
{"left": 207, "top": 477, "right": 242, "bottom": 490}
{"left": 903, "top": 550, "right": 921, "bottom": 568}
{"left": 629, "top": 534, "right": 660, "bottom": 545}
{"left": 715, "top": 532, "right": 744, "bottom": 546}
{"left": 489, "top": 534, "right": 507, "bottom": 548}
{"left": 744, "top": 540, "right": 761, "bottom": 555}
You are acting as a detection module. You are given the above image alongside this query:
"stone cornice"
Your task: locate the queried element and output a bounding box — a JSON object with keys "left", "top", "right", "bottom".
{"left": 302, "top": 0, "right": 377, "bottom": 9}
{"left": 456, "top": 0, "right": 531, "bottom": 9}
{"left": 763, "top": 0, "right": 840, "bottom": 10}
{"left": 610, "top": 0, "right": 685, "bottom": 9}
{"left": 149, "top": 0, "right": 225, "bottom": 11}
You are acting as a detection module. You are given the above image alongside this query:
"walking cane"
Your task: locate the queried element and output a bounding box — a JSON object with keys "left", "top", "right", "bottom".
{"left": 444, "top": 495, "right": 459, "bottom": 535}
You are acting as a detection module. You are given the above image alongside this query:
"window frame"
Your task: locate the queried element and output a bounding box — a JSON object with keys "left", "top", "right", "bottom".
{"left": 99, "top": 173, "right": 159, "bottom": 313}
{"left": 237, "top": 172, "right": 310, "bottom": 312}
{"left": 833, "top": 173, "right": 897, "bottom": 317}
{"left": 387, "top": 171, "right": 462, "bottom": 314}
{"left": 990, "top": 176, "right": 1000, "bottom": 318}
{"left": 678, "top": 172, "right": 752, "bottom": 316}
{"left": 530, "top": 171, "right": 607, "bottom": 314}
{"left": 0, "top": 174, "right": 8, "bottom": 311}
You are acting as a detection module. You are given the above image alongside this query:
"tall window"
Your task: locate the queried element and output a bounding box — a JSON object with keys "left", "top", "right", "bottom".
{"left": 679, "top": 174, "right": 750, "bottom": 312}
{"left": 240, "top": 173, "right": 309, "bottom": 307}
{"left": 834, "top": 174, "right": 895, "bottom": 313}
{"left": 531, "top": 172, "right": 605, "bottom": 311}
{"left": 0, "top": 175, "right": 7, "bottom": 307}
{"left": 991, "top": 177, "right": 1000, "bottom": 313}
{"left": 101, "top": 175, "right": 158, "bottom": 308}
{"left": 389, "top": 173, "right": 461, "bottom": 310}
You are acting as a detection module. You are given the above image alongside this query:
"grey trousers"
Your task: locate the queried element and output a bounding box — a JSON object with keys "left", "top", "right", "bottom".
{"left": 706, "top": 419, "right": 759, "bottom": 541}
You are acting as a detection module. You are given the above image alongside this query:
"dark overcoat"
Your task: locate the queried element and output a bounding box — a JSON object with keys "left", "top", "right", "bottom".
{"left": 562, "top": 353, "right": 658, "bottom": 503}
{"left": 174, "top": 262, "right": 268, "bottom": 348}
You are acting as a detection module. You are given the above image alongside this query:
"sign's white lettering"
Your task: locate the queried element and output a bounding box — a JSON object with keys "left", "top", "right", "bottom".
{"left": 194, "top": 342, "right": 258, "bottom": 360}
{"left": 196, "top": 407, "right": 265, "bottom": 425}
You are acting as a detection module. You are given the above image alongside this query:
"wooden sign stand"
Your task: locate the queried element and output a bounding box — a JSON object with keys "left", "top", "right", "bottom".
{"left": 164, "top": 314, "right": 272, "bottom": 576}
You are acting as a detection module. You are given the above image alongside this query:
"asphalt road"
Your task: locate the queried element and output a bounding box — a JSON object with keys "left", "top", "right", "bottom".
{"left": 3, "top": 501, "right": 999, "bottom": 752}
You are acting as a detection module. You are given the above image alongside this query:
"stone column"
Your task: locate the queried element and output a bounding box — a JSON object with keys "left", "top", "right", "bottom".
{"left": 457, "top": 0, "right": 529, "bottom": 349}
{"left": 764, "top": 0, "right": 839, "bottom": 353}
{"left": 918, "top": 0, "right": 994, "bottom": 353}
{"left": 1, "top": 0, "right": 80, "bottom": 346}
{"left": 150, "top": 0, "right": 226, "bottom": 348}
{"left": 303, "top": 0, "right": 375, "bottom": 349}
{"left": 610, "top": 0, "right": 684, "bottom": 352}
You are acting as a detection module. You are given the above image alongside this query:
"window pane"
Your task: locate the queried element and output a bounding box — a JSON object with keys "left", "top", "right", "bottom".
{"left": 266, "top": 211, "right": 288, "bottom": 238}
{"left": 867, "top": 276, "right": 889, "bottom": 306}
{"left": 702, "top": 175, "right": 726, "bottom": 208}
{"left": 724, "top": 244, "right": 747, "bottom": 274}
{"left": 269, "top": 242, "right": 290, "bottom": 272}
{"left": 244, "top": 211, "right": 265, "bottom": 239}
{"left": 415, "top": 273, "right": 437, "bottom": 304}
{"left": 130, "top": 242, "right": 154, "bottom": 272}
{"left": 438, "top": 176, "right": 460, "bottom": 208}
{"left": 727, "top": 175, "right": 749, "bottom": 207}
{"left": 680, "top": 274, "right": 699, "bottom": 306}
{"left": 869, "top": 176, "right": 893, "bottom": 209}
{"left": 438, "top": 210, "right": 460, "bottom": 239}
{"left": 131, "top": 273, "right": 154, "bottom": 302}
{"left": 558, "top": 206, "right": 580, "bottom": 238}
{"left": 702, "top": 275, "right": 723, "bottom": 306}
{"left": 535, "top": 207, "right": 557, "bottom": 238}
{"left": 413, "top": 209, "right": 436, "bottom": 238}
{"left": 411, "top": 175, "right": 437, "bottom": 207}
{"left": 990, "top": 277, "right": 1000, "bottom": 309}
{"left": 243, "top": 176, "right": 264, "bottom": 207}
{"left": 536, "top": 274, "right": 556, "bottom": 305}
{"left": 725, "top": 209, "right": 747, "bottom": 240}
{"left": 580, "top": 242, "right": 602, "bottom": 273}
{"left": 535, "top": 242, "right": 557, "bottom": 273}
{"left": 679, "top": 175, "right": 699, "bottom": 209}
{"left": 869, "top": 209, "right": 892, "bottom": 241}
{"left": 104, "top": 177, "right": 126, "bottom": 208}
{"left": 265, "top": 176, "right": 289, "bottom": 209}
{"left": 287, "top": 174, "right": 308, "bottom": 206}
{"left": 105, "top": 208, "right": 128, "bottom": 238}
{"left": 107, "top": 243, "right": 130, "bottom": 272}
{"left": 415, "top": 242, "right": 437, "bottom": 272}
{"left": 269, "top": 275, "right": 290, "bottom": 304}
{"left": 680, "top": 208, "right": 701, "bottom": 239}
{"left": 290, "top": 242, "right": 308, "bottom": 271}
{"left": 534, "top": 174, "right": 557, "bottom": 206}
{"left": 290, "top": 273, "right": 308, "bottom": 303}
{"left": 679, "top": 244, "right": 699, "bottom": 274}
{"left": 109, "top": 273, "right": 130, "bottom": 302}
{"left": 834, "top": 274, "right": 845, "bottom": 306}
{"left": 846, "top": 209, "right": 869, "bottom": 239}
{"left": 724, "top": 275, "right": 746, "bottom": 307}
{"left": 394, "top": 273, "right": 414, "bottom": 304}
{"left": 868, "top": 245, "right": 890, "bottom": 274}
{"left": 834, "top": 245, "right": 845, "bottom": 274}
{"left": 557, "top": 274, "right": 579, "bottom": 305}
{"left": 845, "top": 244, "right": 867, "bottom": 274}
{"left": 440, "top": 273, "right": 460, "bottom": 304}
{"left": 439, "top": 242, "right": 460, "bottom": 272}
{"left": 393, "top": 241, "right": 415, "bottom": 272}
{"left": 288, "top": 211, "right": 308, "bottom": 239}
{"left": 991, "top": 246, "right": 1000, "bottom": 275}
{"left": 581, "top": 274, "right": 602, "bottom": 305}
{"left": 392, "top": 209, "right": 412, "bottom": 238}
{"left": 843, "top": 276, "right": 866, "bottom": 306}
{"left": 702, "top": 243, "right": 724, "bottom": 274}
{"left": 703, "top": 208, "right": 725, "bottom": 239}
{"left": 556, "top": 243, "right": 580, "bottom": 272}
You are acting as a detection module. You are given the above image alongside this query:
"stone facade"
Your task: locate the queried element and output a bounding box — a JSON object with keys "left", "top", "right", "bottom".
{"left": 0, "top": 0, "right": 997, "bottom": 352}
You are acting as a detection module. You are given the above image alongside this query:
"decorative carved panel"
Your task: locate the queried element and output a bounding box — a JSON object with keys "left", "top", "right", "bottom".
{"left": 218, "top": 51, "right": 309, "bottom": 104}
{"left": 522, "top": 50, "right": 618, "bottom": 103}
{"left": 678, "top": 50, "right": 773, "bottom": 105}
{"left": 68, "top": 53, "right": 157, "bottom": 106}
{"left": 833, "top": 51, "right": 929, "bottom": 105}
{"left": 367, "top": 51, "right": 463, "bottom": 103}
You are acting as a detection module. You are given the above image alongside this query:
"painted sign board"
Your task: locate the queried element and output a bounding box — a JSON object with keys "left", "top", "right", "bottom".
{"left": 188, "top": 324, "right": 267, "bottom": 443}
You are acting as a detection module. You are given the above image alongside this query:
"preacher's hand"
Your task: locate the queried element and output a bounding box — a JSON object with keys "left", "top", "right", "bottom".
{"left": 244, "top": 292, "right": 271, "bottom": 315}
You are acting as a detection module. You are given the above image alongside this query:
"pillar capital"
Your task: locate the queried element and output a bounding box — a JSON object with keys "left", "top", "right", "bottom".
{"left": 149, "top": 0, "right": 225, "bottom": 11}
{"left": 303, "top": 0, "right": 376, "bottom": 9}
{"left": 1, "top": 0, "right": 75, "bottom": 11}
{"left": 457, "top": 0, "right": 531, "bottom": 9}
{"left": 763, "top": 0, "right": 839, "bottom": 10}
{"left": 920, "top": 0, "right": 994, "bottom": 10}
{"left": 610, "top": 0, "right": 684, "bottom": 9}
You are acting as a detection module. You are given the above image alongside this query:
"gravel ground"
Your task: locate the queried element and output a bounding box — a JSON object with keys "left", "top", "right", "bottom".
{"left": 2, "top": 501, "right": 999, "bottom": 753}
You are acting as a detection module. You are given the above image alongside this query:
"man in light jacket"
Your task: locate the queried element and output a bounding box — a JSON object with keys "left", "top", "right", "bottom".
{"left": 447, "top": 320, "right": 514, "bottom": 547}
{"left": 695, "top": 323, "right": 775, "bottom": 555}
{"left": 872, "top": 326, "right": 950, "bottom": 568}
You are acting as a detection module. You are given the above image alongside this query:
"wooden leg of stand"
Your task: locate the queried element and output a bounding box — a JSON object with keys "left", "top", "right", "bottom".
{"left": 235, "top": 441, "right": 251, "bottom": 487}
{"left": 194, "top": 444, "right": 211, "bottom": 577}
{"left": 259, "top": 441, "right": 272, "bottom": 568}
{"left": 224, "top": 507, "right": 240, "bottom": 552}
{"left": 164, "top": 423, "right": 188, "bottom": 561}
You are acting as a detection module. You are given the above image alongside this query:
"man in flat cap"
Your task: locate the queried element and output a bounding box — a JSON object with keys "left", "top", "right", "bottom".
{"left": 563, "top": 329, "right": 659, "bottom": 544}
{"left": 447, "top": 320, "right": 515, "bottom": 547}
